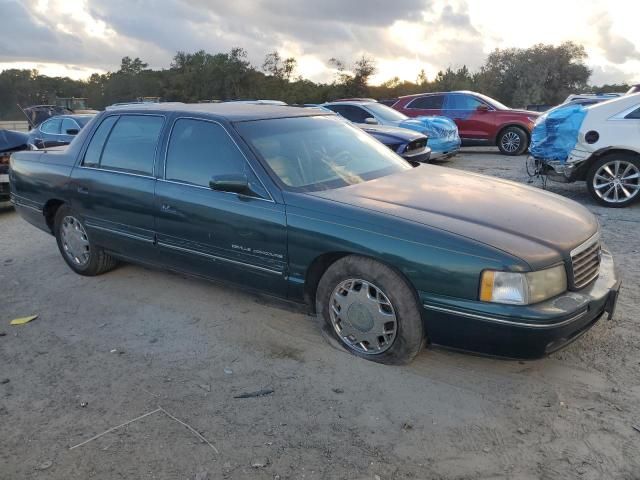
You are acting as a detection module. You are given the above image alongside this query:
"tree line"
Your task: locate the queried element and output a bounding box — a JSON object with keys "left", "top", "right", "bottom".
{"left": 0, "top": 41, "right": 630, "bottom": 120}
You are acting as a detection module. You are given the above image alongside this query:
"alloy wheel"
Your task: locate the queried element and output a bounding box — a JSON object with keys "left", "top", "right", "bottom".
{"left": 60, "top": 216, "right": 91, "bottom": 266}
{"left": 500, "top": 131, "right": 521, "bottom": 153}
{"left": 329, "top": 278, "right": 398, "bottom": 355}
{"left": 592, "top": 160, "right": 640, "bottom": 204}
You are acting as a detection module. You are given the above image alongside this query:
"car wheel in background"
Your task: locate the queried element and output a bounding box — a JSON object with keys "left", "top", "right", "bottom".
{"left": 316, "top": 255, "right": 426, "bottom": 364}
{"left": 587, "top": 153, "right": 640, "bottom": 208}
{"left": 497, "top": 126, "right": 528, "bottom": 156}
{"left": 54, "top": 205, "right": 118, "bottom": 275}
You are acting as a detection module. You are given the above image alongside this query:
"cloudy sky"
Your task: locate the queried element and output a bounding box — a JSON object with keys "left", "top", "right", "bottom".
{"left": 1, "top": 0, "right": 639, "bottom": 85}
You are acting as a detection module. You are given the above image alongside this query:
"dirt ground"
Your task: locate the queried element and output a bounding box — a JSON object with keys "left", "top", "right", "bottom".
{"left": 1, "top": 148, "right": 639, "bottom": 480}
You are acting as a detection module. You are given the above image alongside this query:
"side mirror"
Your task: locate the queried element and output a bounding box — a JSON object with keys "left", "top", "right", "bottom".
{"left": 364, "top": 117, "right": 378, "bottom": 125}
{"left": 209, "top": 173, "right": 250, "bottom": 194}
{"left": 476, "top": 104, "right": 489, "bottom": 113}
{"left": 66, "top": 128, "right": 79, "bottom": 135}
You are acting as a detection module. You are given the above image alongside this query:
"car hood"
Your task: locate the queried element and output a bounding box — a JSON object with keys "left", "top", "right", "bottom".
{"left": 20, "top": 105, "right": 73, "bottom": 128}
{"left": 309, "top": 165, "right": 598, "bottom": 269}
{"left": 0, "top": 129, "right": 29, "bottom": 153}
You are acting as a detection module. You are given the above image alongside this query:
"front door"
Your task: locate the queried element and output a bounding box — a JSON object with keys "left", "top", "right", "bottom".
{"left": 154, "top": 117, "right": 288, "bottom": 296}
{"left": 443, "top": 93, "right": 493, "bottom": 141}
{"left": 69, "top": 113, "right": 165, "bottom": 262}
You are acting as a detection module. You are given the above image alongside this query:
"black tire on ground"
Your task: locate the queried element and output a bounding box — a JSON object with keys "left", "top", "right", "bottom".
{"left": 54, "top": 204, "right": 118, "bottom": 276}
{"left": 315, "top": 255, "right": 426, "bottom": 365}
{"left": 586, "top": 153, "right": 640, "bottom": 208}
{"left": 497, "top": 126, "right": 529, "bottom": 156}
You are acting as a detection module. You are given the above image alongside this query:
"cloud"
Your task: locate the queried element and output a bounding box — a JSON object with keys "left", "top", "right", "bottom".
{"left": 594, "top": 13, "right": 640, "bottom": 64}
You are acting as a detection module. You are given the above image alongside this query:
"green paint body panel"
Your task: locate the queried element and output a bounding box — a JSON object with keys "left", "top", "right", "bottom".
{"left": 8, "top": 104, "right": 619, "bottom": 358}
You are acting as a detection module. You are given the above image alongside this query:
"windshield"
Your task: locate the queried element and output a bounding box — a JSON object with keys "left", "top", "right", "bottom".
{"left": 364, "top": 103, "right": 408, "bottom": 122}
{"left": 472, "top": 92, "right": 510, "bottom": 110}
{"left": 235, "top": 116, "right": 412, "bottom": 192}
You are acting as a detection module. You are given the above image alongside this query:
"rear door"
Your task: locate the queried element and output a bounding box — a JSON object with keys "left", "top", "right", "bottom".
{"left": 69, "top": 113, "right": 165, "bottom": 262}
{"left": 154, "top": 117, "right": 288, "bottom": 295}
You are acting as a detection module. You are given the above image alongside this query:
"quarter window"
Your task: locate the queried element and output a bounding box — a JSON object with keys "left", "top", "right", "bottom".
{"left": 165, "top": 118, "right": 246, "bottom": 187}
{"left": 99, "top": 115, "right": 164, "bottom": 175}
{"left": 40, "top": 118, "right": 61, "bottom": 134}
{"left": 83, "top": 116, "right": 118, "bottom": 167}
{"left": 408, "top": 95, "right": 444, "bottom": 109}
{"left": 625, "top": 107, "right": 640, "bottom": 119}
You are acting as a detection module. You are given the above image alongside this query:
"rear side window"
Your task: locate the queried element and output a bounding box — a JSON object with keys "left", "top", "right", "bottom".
{"left": 40, "top": 118, "right": 61, "bottom": 134}
{"left": 165, "top": 118, "right": 246, "bottom": 187}
{"left": 100, "top": 116, "right": 164, "bottom": 175}
{"left": 625, "top": 107, "right": 640, "bottom": 119}
{"left": 407, "top": 95, "right": 444, "bottom": 109}
{"left": 83, "top": 116, "right": 118, "bottom": 167}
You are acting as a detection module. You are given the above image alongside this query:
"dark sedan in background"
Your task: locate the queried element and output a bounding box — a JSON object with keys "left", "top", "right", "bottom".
{"left": 27, "top": 113, "right": 95, "bottom": 149}
{"left": 9, "top": 103, "right": 619, "bottom": 364}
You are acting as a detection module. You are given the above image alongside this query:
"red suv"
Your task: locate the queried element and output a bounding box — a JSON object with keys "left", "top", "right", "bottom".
{"left": 391, "top": 91, "right": 539, "bottom": 155}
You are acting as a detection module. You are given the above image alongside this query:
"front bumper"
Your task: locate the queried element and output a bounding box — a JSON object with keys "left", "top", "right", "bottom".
{"left": 430, "top": 147, "right": 460, "bottom": 161}
{"left": 531, "top": 147, "right": 593, "bottom": 183}
{"left": 420, "top": 250, "right": 620, "bottom": 359}
{"left": 402, "top": 146, "right": 431, "bottom": 163}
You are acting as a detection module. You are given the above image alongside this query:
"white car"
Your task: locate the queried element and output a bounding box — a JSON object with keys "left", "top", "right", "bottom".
{"left": 542, "top": 93, "right": 640, "bottom": 207}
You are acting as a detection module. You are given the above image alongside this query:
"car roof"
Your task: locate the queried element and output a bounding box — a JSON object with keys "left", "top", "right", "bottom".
{"left": 324, "top": 100, "right": 377, "bottom": 105}
{"left": 105, "top": 102, "right": 333, "bottom": 122}
{"left": 397, "top": 90, "right": 477, "bottom": 99}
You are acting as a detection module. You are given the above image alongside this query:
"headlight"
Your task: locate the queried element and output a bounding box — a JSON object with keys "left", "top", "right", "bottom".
{"left": 479, "top": 265, "right": 567, "bottom": 305}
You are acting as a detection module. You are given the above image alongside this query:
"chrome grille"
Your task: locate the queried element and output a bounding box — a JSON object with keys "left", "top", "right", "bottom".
{"left": 570, "top": 235, "right": 601, "bottom": 289}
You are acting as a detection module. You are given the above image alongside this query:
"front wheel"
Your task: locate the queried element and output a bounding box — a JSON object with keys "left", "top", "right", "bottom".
{"left": 587, "top": 153, "right": 640, "bottom": 207}
{"left": 497, "top": 126, "right": 528, "bottom": 156}
{"left": 316, "top": 255, "right": 426, "bottom": 365}
{"left": 54, "top": 205, "right": 118, "bottom": 275}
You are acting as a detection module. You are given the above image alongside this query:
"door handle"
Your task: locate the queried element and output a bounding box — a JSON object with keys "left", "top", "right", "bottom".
{"left": 77, "top": 186, "right": 89, "bottom": 195}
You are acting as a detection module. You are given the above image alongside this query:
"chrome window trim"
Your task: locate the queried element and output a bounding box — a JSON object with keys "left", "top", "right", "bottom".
{"left": 163, "top": 116, "right": 274, "bottom": 203}
{"left": 39, "top": 118, "right": 63, "bottom": 135}
{"left": 40, "top": 117, "right": 82, "bottom": 136}
{"left": 157, "top": 241, "right": 282, "bottom": 275}
{"left": 86, "top": 223, "right": 155, "bottom": 243}
{"left": 423, "top": 303, "right": 588, "bottom": 329}
{"left": 77, "top": 165, "right": 155, "bottom": 179}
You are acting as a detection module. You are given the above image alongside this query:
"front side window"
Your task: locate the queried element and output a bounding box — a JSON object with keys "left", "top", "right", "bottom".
{"left": 325, "top": 105, "right": 371, "bottom": 124}
{"left": 99, "top": 115, "right": 164, "bottom": 175}
{"left": 40, "top": 118, "right": 61, "bottom": 134}
{"left": 363, "top": 103, "right": 408, "bottom": 122}
{"left": 445, "top": 94, "right": 486, "bottom": 110}
{"left": 165, "top": 118, "right": 246, "bottom": 187}
{"left": 61, "top": 118, "right": 79, "bottom": 134}
{"left": 235, "top": 116, "right": 411, "bottom": 192}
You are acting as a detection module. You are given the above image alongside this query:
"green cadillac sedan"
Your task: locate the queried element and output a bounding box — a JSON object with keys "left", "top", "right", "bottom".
{"left": 9, "top": 103, "right": 620, "bottom": 364}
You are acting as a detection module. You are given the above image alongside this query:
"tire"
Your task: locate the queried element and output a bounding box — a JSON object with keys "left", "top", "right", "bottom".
{"left": 497, "top": 126, "right": 528, "bottom": 156}
{"left": 54, "top": 205, "right": 118, "bottom": 276}
{"left": 316, "top": 255, "right": 426, "bottom": 365}
{"left": 586, "top": 153, "right": 640, "bottom": 208}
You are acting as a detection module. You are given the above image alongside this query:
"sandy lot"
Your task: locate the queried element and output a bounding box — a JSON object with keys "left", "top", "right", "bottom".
{"left": 1, "top": 148, "right": 639, "bottom": 479}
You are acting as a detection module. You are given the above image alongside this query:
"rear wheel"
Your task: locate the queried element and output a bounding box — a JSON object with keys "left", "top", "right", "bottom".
{"left": 54, "top": 205, "right": 118, "bottom": 275}
{"left": 497, "top": 126, "right": 528, "bottom": 156}
{"left": 587, "top": 153, "right": 640, "bottom": 207}
{"left": 316, "top": 255, "right": 425, "bottom": 365}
